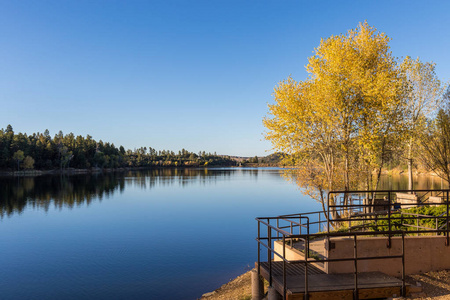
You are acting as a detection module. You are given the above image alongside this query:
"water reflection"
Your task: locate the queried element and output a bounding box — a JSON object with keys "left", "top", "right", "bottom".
{"left": 3, "top": 168, "right": 442, "bottom": 219}
{"left": 377, "top": 174, "right": 448, "bottom": 190}
{"left": 0, "top": 168, "right": 271, "bottom": 218}
{"left": 0, "top": 173, "right": 123, "bottom": 217}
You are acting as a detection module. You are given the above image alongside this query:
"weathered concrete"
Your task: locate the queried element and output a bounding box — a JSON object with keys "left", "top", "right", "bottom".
{"left": 267, "top": 286, "right": 282, "bottom": 300}
{"left": 274, "top": 235, "right": 450, "bottom": 277}
{"left": 252, "top": 269, "right": 264, "bottom": 300}
{"left": 273, "top": 240, "right": 326, "bottom": 272}
{"left": 273, "top": 241, "right": 305, "bottom": 261}
{"left": 325, "top": 235, "right": 450, "bottom": 276}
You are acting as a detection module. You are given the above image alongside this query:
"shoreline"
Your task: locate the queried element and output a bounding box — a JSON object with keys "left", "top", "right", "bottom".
{"left": 0, "top": 165, "right": 443, "bottom": 178}
{"left": 0, "top": 165, "right": 240, "bottom": 177}
{"left": 200, "top": 268, "right": 450, "bottom": 299}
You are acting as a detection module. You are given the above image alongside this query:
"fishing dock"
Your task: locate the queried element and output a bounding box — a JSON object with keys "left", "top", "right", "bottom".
{"left": 255, "top": 189, "right": 450, "bottom": 299}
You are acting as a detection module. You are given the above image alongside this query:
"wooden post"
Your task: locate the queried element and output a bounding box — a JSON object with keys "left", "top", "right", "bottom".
{"left": 252, "top": 269, "right": 264, "bottom": 300}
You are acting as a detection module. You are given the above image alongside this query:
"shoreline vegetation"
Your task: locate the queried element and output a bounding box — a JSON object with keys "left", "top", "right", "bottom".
{"left": 0, "top": 124, "right": 442, "bottom": 178}
{"left": 0, "top": 124, "right": 286, "bottom": 176}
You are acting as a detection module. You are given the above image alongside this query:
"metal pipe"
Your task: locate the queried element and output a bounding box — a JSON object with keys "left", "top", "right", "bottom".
{"left": 354, "top": 234, "right": 359, "bottom": 300}
{"left": 257, "top": 220, "right": 260, "bottom": 275}
{"left": 401, "top": 232, "right": 406, "bottom": 297}
{"left": 447, "top": 191, "right": 449, "bottom": 246}
{"left": 306, "top": 217, "right": 310, "bottom": 258}
{"left": 268, "top": 220, "right": 272, "bottom": 287}
{"left": 283, "top": 235, "right": 286, "bottom": 299}
{"left": 388, "top": 192, "right": 392, "bottom": 248}
{"left": 277, "top": 219, "right": 279, "bottom": 239}
{"left": 318, "top": 213, "right": 321, "bottom": 232}
{"left": 417, "top": 214, "right": 419, "bottom": 237}
{"left": 327, "top": 193, "right": 330, "bottom": 234}
{"left": 305, "top": 234, "right": 309, "bottom": 300}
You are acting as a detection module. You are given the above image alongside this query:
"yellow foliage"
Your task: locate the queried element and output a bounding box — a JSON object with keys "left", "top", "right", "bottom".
{"left": 264, "top": 22, "right": 408, "bottom": 193}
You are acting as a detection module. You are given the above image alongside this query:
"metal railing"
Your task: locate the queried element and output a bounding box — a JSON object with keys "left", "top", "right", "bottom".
{"left": 256, "top": 189, "right": 450, "bottom": 300}
{"left": 327, "top": 189, "right": 450, "bottom": 247}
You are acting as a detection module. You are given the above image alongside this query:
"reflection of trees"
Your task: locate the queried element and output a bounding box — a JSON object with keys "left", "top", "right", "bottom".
{"left": 283, "top": 168, "right": 449, "bottom": 221}
{"left": 0, "top": 173, "right": 124, "bottom": 218}
{"left": 282, "top": 166, "right": 336, "bottom": 220}
{"left": 0, "top": 168, "right": 239, "bottom": 218}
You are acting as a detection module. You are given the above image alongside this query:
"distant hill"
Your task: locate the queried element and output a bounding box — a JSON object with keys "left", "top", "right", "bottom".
{"left": 226, "top": 153, "right": 287, "bottom": 166}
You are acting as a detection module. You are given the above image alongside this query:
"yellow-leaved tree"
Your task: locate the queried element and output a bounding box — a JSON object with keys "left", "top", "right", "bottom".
{"left": 264, "top": 22, "right": 408, "bottom": 214}
{"left": 400, "top": 56, "right": 443, "bottom": 190}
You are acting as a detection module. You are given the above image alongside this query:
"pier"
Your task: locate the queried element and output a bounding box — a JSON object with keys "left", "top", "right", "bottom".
{"left": 255, "top": 189, "right": 450, "bottom": 299}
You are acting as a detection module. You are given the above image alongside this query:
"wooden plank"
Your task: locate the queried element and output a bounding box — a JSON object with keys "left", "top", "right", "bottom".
{"left": 358, "top": 286, "right": 403, "bottom": 299}
{"left": 288, "top": 287, "right": 405, "bottom": 300}
{"left": 288, "top": 290, "right": 353, "bottom": 300}
{"left": 286, "top": 272, "right": 404, "bottom": 293}
{"left": 396, "top": 193, "right": 418, "bottom": 208}
{"left": 428, "top": 196, "right": 444, "bottom": 204}
{"left": 396, "top": 192, "right": 418, "bottom": 201}
{"left": 259, "top": 261, "right": 325, "bottom": 277}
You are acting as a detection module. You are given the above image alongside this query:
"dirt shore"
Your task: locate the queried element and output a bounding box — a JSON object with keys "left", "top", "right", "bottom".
{"left": 200, "top": 269, "right": 450, "bottom": 300}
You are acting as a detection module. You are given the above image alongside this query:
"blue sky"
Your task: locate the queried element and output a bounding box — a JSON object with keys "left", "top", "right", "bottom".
{"left": 0, "top": 1, "right": 449, "bottom": 156}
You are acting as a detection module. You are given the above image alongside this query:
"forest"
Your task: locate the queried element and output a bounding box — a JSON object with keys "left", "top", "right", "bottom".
{"left": 0, "top": 125, "right": 238, "bottom": 171}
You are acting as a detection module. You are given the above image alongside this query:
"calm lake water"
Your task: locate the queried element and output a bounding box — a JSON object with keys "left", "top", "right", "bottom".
{"left": 0, "top": 168, "right": 446, "bottom": 299}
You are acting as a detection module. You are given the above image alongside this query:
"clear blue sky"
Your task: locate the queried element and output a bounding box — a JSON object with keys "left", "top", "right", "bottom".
{"left": 1, "top": 1, "right": 449, "bottom": 156}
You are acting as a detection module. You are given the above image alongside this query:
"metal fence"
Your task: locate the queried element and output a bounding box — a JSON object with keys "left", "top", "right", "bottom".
{"left": 256, "top": 189, "right": 450, "bottom": 299}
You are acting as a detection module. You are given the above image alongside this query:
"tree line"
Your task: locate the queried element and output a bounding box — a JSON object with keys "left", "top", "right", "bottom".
{"left": 0, "top": 125, "right": 236, "bottom": 171}
{"left": 264, "top": 22, "right": 450, "bottom": 205}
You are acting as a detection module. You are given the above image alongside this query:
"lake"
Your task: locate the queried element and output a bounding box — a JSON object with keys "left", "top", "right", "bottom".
{"left": 0, "top": 168, "right": 446, "bottom": 299}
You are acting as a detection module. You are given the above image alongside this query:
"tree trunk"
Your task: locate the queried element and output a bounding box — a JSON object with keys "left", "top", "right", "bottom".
{"left": 408, "top": 141, "right": 413, "bottom": 192}
{"left": 408, "top": 158, "right": 413, "bottom": 192}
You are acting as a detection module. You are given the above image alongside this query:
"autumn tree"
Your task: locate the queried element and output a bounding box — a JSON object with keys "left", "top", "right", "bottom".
{"left": 23, "top": 156, "right": 35, "bottom": 170}
{"left": 13, "top": 150, "right": 24, "bottom": 172}
{"left": 400, "top": 56, "right": 443, "bottom": 190}
{"left": 419, "top": 86, "right": 450, "bottom": 183}
{"left": 264, "top": 22, "right": 407, "bottom": 208}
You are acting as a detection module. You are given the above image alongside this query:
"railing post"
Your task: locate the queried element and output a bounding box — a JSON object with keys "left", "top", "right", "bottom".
{"left": 436, "top": 216, "right": 439, "bottom": 235}
{"left": 388, "top": 192, "right": 392, "bottom": 248}
{"left": 304, "top": 234, "right": 309, "bottom": 300}
{"left": 354, "top": 233, "right": 359, "bottom": 300}
{"left": 447, "top": 191, "right": 449, "bottom": 246}
{"left": 300, "top": 216, "right": 302, "bottom": 235}
{"left": 318, "top": 213, "right": 321, "bottom": 233}
{"left": 277, "top": 219, "right": 280, "bottom": 239}
{"left": 401, "top": 232, "right": 406, "bottom": 297}
{"left": 327, "top": 193, "right": 330, "bottom": 233}
{"left": 307, "top": 217, "right": 310, "bottom": 258}
{"left": 268, "top": 219, "right": 272, "bottom": 287}
{"left": 290, "top": 221, "right": 293, "bottom": 247}
{"left": 257, "top": 220, "right": 261, "bottom": 275}
{"left": 283, "top": 235, "right": 286, "bottom": 300}
{"left": 417, "top": 214, "right": 419, "bottom": 237}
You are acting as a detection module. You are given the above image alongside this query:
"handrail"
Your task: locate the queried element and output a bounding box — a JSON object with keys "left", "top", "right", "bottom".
{"left": 256, "top": 219, "right": 408, "bottom": 299}
{"left": 257, "top": 188, "right": 450, "bottom": 299}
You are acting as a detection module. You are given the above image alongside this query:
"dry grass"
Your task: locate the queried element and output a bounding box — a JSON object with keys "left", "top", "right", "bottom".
{"left": 406, "top": 269, "right": 450, "bottom": 299}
